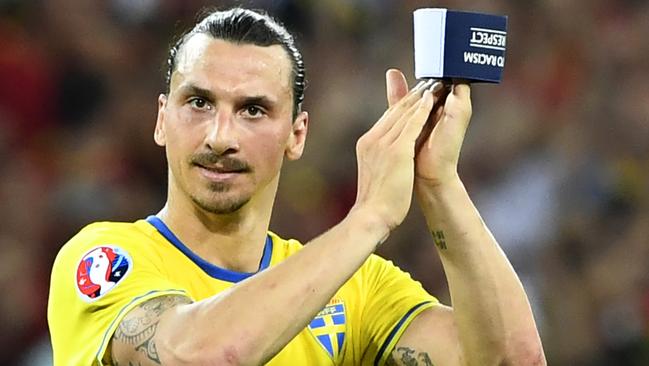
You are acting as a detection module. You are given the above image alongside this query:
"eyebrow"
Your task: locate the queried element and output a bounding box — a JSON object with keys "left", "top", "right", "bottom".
{"left": 177, "top": 83, "right": 278, "bottom": 108}
{"left": 177, "top": 84, "right": 216, "bottom": 100}
{"left": 237, "top": 95, "right": 276, "bottom": 108}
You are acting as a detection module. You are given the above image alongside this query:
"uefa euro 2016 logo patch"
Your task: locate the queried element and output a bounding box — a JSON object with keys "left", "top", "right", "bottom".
{"left": 75, "top": 246, "right": 131, "bottom": 301}
{"left": 308, "top": 298, "right": 346, "bottom": 360}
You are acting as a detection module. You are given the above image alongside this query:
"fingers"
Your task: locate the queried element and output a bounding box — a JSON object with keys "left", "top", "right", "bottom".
{"left": 384, "top": 79, "right": 440, "bottom": 141}
{"left": 431, "top": 81, "right": 447, "bottom": 106}
{"left": 445, "top": 79, "right": 472, "bottom": 124}
{"left": 426, "top": 102, "right": 446, "bottom": 149}
{"left": 368, "top": 79, "right": 430, "bottom": 137}
{"left": 386, "top": 69, "right": 409, "bottom": 107}
{"left": 398, "top": 89, "right": 435, "bottom": 144}
{"left": 451, "top": 79, "right": 471, "bottom": 99}
{"left": 431, "top": 80, "right": 445, "bottom": 96}
{"left": 367, "top": 76, "right": 447, "bottom": 147}
{"left": 423, "top": 79, "right": 472, "bottom": 150}
{"left": 397, "top": 79, "right": 433, "bottom": 109}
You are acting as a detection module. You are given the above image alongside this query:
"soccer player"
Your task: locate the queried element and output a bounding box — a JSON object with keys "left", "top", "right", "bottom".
{"left": 48, "top": 7, "right": 545, "bottom": 366}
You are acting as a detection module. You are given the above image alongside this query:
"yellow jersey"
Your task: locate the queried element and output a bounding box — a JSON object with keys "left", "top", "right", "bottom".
{"left": 48, "top": 216, "right": 438, "bottom": 365}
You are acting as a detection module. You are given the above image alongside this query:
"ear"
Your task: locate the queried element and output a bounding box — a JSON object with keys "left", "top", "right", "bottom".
{"left": 285, "top": 111, "right": 309, "bottom": 161}
{"left": 154, "top": 94, "right": 168, "bottom": 146}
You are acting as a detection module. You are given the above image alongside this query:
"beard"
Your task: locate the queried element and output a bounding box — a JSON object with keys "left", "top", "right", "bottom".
{"left": 190, "top": 181, "right": 251, "bottom": 214}
{"left": 187, "top": 152, "right": 253, "bottom": 214}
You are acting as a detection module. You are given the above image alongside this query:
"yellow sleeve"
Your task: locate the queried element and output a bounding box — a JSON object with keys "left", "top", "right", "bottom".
{"left": 360, "top": 254, "right": 439, "bottom": 365}
{"left": 47, "top": 223, "right": 190, "bottom": 366}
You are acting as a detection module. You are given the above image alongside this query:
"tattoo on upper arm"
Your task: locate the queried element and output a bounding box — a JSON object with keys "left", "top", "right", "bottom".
{"left": 432, "top": 230, "right": 447, "bottom": 250}
{"left": 113, "top": 361, "right": 144, "bottom": 366}
{"left": 112, "top": 295, "right": 192, "bottom": 365}
{"left": 386, "top": 346, "right": 435, "bottom": 366}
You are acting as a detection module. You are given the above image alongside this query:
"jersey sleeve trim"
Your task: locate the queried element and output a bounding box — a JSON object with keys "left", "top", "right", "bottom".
{"left": 94, "top": 288, "right": 191, "bottom": 365}
{"left": 373, "top": 301, "right": 436, "bottom": 366}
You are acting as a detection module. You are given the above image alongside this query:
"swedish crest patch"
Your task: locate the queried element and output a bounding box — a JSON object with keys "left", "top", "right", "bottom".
{"left": 308, "top": 298, "right": 346, "bottom": 359}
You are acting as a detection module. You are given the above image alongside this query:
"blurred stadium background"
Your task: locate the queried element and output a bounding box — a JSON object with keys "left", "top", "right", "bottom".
{"left": 1, "top": 0, "right": 648, "bottom": 364}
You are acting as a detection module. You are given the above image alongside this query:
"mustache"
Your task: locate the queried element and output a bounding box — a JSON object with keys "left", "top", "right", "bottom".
{"left": 190, "top": 153, "right": 251, "bottom": 172}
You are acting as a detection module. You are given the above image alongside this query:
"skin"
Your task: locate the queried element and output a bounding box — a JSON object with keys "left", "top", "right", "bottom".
{"left": 154, "top": 34, "right": 307, "bottom": 271}
{"left": 385, "top": 71, "right": 545, "bottom": 366}
{"left": 110, "top": 33, "right": 545, "bottom": 365}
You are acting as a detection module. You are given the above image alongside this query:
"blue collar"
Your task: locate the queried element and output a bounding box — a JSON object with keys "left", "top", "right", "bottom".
{"left": 145, "top": 215, "right": 273, "bottom": 283}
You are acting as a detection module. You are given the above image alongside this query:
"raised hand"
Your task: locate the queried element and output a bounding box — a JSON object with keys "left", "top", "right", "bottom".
{"left": 414, "top": 79, "right": 471, "bottom": 187}
{"left": 352, "top": 76, "right": 436, "bottom": 231}
{"left": 384, "top": 69, "right": 472, "bottom": 188}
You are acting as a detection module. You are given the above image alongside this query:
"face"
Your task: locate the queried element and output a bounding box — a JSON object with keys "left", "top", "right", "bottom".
{"left": 155, "top": 35, "right": 308, "bottom": 214}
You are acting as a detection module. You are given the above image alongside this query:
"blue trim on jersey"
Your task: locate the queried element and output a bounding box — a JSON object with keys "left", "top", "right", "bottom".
{"left": 373, "top": 301, "right": 433, "bottom": 366}
{"left": 146, "top": 215, "right": 273, "bottom": 283}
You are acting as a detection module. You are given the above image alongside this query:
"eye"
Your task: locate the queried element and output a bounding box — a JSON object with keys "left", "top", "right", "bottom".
{"left": 242, "top": 105, "right": 266, "bottom": 119}
{"left": 189, "top": 97, "right": 211, "bottom": 111}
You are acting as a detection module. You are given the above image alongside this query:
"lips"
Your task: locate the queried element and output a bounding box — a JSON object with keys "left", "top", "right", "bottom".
{"left": 194, "top": 163, "right": 245, "bottom": 174}
{"left": 194, "top": 164, "right": 246, "bottom": 183}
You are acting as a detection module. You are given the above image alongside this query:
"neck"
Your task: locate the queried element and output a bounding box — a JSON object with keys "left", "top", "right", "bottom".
{"left": 158, "top": 174, "right": 279, "bottom": 273}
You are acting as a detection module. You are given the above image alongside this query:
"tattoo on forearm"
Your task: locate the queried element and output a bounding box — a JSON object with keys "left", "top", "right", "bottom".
{"left": 386, "top": 346, "right": 435, "bottom": 366}
{"left": 112, "top": 295, "right": 191, "bottom": 365}
{"left": 432, "top": 230, "right": 447, "bottom": 250}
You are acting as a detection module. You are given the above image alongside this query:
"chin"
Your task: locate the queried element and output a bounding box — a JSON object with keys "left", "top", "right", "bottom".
{"left": 191, "top": 193, "right": 251, "bottom": 215}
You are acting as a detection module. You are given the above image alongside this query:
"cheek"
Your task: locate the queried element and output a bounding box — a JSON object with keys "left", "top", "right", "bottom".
{"left": 164, "top": 129, "right": 186, "bottom": 167}
{"left": 164, "top": 111, "right": 203, "bottom": 162}
{"left": 163, "top": 126, "right": 201, "bottom": 186}
{"left": 247, "top": 127, "right": 289, "bottom": 171}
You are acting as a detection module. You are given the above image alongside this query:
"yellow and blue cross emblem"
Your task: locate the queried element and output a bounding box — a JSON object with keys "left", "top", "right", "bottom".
{"left": 308, "top": 298, "right": 346, "bottom": 359}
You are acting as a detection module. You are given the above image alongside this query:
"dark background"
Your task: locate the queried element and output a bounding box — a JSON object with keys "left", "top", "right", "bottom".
{"left": 1, "top": 0, "right": 648, "bottom": 365}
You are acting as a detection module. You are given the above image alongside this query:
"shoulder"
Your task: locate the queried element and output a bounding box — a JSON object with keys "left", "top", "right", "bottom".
{"left": 48, "top": 218, "right": 186, "bottom": 312}
{"left": 357, "top": 253, "right": 435, "bottom": 301}
{"left": 48, "top": 220, "right": 188, "bottom": 364}
{"left": 51, "top": 219, "right": 157, "bottom": 288}
{"left": 267, "top": 230, "right": 304, "bottom": 257}
{"left": 55, "top": 220, "right": 151, "bottom": 262}
{"left": 359, "top": 253, "right": 400, "bottom": 277}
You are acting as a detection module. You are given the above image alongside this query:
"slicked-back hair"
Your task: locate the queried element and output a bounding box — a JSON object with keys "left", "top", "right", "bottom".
{"left": 165, "top": 8, "right": 306, "bottom": 118}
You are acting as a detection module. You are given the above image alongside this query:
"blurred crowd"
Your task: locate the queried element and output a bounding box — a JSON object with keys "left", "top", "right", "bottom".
{"left": 1, "top": 0, "right": 648, "bottom": 364}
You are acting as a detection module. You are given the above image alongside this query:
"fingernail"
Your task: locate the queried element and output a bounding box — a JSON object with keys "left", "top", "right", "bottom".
{"left": 431, "top": 82, "right": 443, "bottom": 93}
{"left": 412, "top": 80, "right": 425, "bottom": 91}
{"left": 417, "top": 79, "right": 433, "bottom": 93}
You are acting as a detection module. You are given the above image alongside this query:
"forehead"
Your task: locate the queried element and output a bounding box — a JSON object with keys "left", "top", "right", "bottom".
{"left": 172, "top": 34, "right": 292, "bottom": 98}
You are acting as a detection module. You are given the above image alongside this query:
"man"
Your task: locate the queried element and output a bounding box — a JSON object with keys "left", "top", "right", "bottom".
{"left": 48, "top": 7, "right": 545, "bottom": 366}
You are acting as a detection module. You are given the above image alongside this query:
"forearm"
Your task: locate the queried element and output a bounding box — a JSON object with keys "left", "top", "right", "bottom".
{"left": 416, "top": 176, "right": 545, "bottom": 365}
{"left": 157, "top": 207, "right": 388, "bottom": 365}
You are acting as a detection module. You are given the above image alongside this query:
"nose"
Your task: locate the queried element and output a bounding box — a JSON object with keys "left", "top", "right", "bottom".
{"left": 204, "top": 107, "right": 240, "bottom": 155}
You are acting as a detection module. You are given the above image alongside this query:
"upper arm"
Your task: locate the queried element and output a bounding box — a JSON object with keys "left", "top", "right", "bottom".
{"left": 109, "top": 295, "right": 192, "bottom": 365}
{"left": 359, "top": 255, "right": 439, "bottom": 364}
{"left": 386, "top": 305, "right": 464, "bottom": 366}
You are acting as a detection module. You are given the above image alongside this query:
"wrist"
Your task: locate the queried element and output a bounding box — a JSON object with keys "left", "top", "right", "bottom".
{"left": 415, "top": 174, "right": 468, "bottom": 223}
{"left": 346, "top": 205, "right": 392, "bottom": 247}
{"left": 415, "top": 172, "right": 463, "bottom": 197}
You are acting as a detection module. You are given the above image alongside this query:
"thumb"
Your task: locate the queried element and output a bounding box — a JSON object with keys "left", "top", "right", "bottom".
{"left": 386, "top": 69, "right": 408, "bottom": 107}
